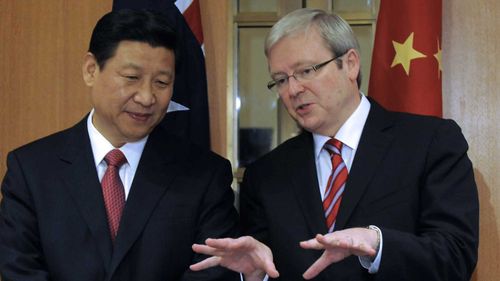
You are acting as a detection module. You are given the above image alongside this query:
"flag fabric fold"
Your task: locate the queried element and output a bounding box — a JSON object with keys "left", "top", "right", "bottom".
{"left": 368, "top": 0, "right": 442, "bottom": 117}
{"left": 113, "top": 0, "right": 210, "bottom": 149}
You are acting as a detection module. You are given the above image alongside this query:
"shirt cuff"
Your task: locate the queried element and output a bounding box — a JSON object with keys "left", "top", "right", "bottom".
{"left": 240, "top": 273, "right": 269, "bottom": 281}
{"left": 359, "top": 225, "right": 383, "bottom": 274}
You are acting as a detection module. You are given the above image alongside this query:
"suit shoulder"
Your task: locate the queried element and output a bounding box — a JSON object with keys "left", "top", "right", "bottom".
{"left": 246, "top": 132, "right": 310, "bottom": 170}
{"left": 376, "top": 111, "right": 470, "bottom": 157}
{"left": 10, "top": 126, "right": 76, "bottom": 157}
{"left": 386, "top": 111, "right": 464, "bottom": 136}
{"left": 150, "top": 126, "right": 230, "bottom": 166}
{"left": 368, "top": 99, "right": 462, "bottom": 134}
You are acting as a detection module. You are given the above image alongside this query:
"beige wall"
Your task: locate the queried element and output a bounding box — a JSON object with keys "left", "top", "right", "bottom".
{"left": 0, "top": 0, "right": 498, "bottom": 279}
{"left": 442, "top": 1, "right": 500, "bottom": 279}
{"left": 0, "top": 1, "right": 111, "bottom": 173}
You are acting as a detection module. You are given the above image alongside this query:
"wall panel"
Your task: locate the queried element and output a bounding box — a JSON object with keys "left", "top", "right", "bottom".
{"left": 443, "top": 0, "right": 500, "bottom": 279}
{"left": 0, "top": 0, "right": 112, "bottom": 176}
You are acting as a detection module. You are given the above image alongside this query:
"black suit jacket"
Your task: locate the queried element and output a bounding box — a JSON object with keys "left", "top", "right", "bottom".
{"left": 240, "top": 100, "right": 479, "bottom": 281}
{"left": 0, "top": 117, "right": 240, "bottom": 281}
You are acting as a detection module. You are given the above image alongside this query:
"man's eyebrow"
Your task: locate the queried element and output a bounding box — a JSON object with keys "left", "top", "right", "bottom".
{"left": 121, "top": 63, "right": 142, "bottom": 70}
{"left": 270, "top": 60, "right": 317, "bottom": 77}
{"left": 119, "top": 64, "right": 173, "bottom": 77}
{"left": 157, "top": 70, "right": 174, "bottom": 77}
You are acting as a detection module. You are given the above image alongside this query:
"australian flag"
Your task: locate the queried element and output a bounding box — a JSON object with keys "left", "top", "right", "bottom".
{"left": 113, "top": 0, "right": 210, "bottom": 149}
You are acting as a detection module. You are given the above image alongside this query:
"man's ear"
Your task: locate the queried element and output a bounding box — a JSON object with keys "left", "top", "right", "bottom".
{"left": 82, "top": 52, "right": 99, "bottom": 86}
{"left": 345, "top": 49, "right": 361, "bottom": 83}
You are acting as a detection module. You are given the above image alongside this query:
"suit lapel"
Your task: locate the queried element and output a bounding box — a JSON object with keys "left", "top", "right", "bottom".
{"left": 107, "top": 128, "right": 183, "bottom": 276}
{"left": 58, "top": 118, "right": 113, "bottom": 267}
{"left": 335, "top": 100, "right": 395, "bottom": 230}
{"left": 288, "top": 133, "right": 329, "bottom": 236}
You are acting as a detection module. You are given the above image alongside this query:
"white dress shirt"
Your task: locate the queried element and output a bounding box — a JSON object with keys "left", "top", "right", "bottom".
{"left": 86, "top": 109, "right": 147, "bottom": 199}
{"left": 312, "top": 94, "right": 382, "bottom": 274}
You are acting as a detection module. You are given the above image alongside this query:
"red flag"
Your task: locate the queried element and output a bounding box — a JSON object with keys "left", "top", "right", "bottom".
{"left": 368, "top": 0, "right": 442, "bottom": 117}
{"left": 176, "top": 0, "right": 204, "bottom": 46}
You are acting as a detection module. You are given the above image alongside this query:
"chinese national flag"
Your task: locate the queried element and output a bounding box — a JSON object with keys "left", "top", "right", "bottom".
{"left": 368, "top": 0, "right": 442, "bottom": 117}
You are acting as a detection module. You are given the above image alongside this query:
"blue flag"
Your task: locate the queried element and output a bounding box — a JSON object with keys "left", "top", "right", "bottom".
{"left": 112, "top": 0, "right": 210, "bottom": 149}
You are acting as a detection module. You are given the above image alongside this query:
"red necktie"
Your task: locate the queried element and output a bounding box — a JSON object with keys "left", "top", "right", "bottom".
{"left": 101, "top": 149, "right": 127, "bottom": 242}
{"left": 323, "top": 139, "right": 348, "bottom": 232}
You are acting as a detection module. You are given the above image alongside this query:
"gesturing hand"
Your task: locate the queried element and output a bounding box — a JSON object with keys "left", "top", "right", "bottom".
{"left": 191, "top": 236, "right": 279, "bottom": 281}
{"left": 300, "top": 227, "right": 378, "bottom": 279}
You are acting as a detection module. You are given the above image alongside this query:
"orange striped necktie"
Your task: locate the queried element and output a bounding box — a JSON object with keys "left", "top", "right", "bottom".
{"left": 323, "top": 139, "right": 348, "bottom": 232}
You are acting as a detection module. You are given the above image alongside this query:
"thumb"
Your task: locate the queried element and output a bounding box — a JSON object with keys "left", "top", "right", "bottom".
{"left": 263, "top": 260, "right": 279, "bottom": 278}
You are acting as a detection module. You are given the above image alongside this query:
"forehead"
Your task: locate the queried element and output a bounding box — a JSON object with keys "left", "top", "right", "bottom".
{"left": 109, "top": 40, "right": 175, "bottom": 68}
{"left": 267, "top": 28, "right": 331, "bottom": 73}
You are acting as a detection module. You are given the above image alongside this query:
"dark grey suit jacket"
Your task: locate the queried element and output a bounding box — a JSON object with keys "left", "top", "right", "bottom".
{"left": 240, "top": 100, "right": 479, "bottom": 281}
{"left": 0, "top": 116, "right": 240, "bottom": 281}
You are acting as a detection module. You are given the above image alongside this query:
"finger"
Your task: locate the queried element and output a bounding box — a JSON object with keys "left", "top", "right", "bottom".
{"left": 192, "top": 243, "right": 219, "bottom": 255}
{"left": 243, "top": 238, "right": 279, "bottom": 277}
{"left": 299, "top": 235, "right": 325, "bottom": 250}
{"left": 318, "top": 233, "right": 362, "bottom": 251}
{"left": 195, "top": 237, "right": 242, "bottom": 253}
{"left": 321, "top": 234, "right": 375, "bottom": 254}
{"left": 316, "top": 233, "right": 343, "bottom": 247}
{"left": 302, "top": 253, "right": 331, "bottom": 280}
{"left": 190, "top": 256, "right": 221, "bottom": 271}
{"left": 205, "top": 237, "right": 252, "bottom": 250}
{"left": 193, "top": 244, "right": 238, "bottom": 258}
{"left": 257, "top": 253, "right": 279, "bottom": 278}
{"left": 204, "top": 237, "right": 234, "bottom": 248}
{"left": 263, "top": 261, "right": 280, "bottom": 278}
{"left": 300, "top": 240, "right": 324, "bottom": 250}
{"left": 350, "top": 242, "right": 376, "bottom": 256}
{"left": 321, "top": 235, "right": 376, "bottom": 257}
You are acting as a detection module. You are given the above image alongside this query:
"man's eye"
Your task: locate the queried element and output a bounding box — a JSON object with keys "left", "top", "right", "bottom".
{"left": 298, "top": 67, "right": 314, "bottom": 77}
{"left": 155, "top": 80, "right": 170, "bottom": 88}
{"left": 124, "top": 75, "right": 139, "bottom": 81}
{"left": 275, "top": 77, "right": 287, "bottom": 86}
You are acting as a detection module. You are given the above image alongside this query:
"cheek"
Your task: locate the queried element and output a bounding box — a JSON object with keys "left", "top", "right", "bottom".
{"left": 279, "top": 94, "right": 292, "bottom": 109}
{"left": 94, "top": 80, "right": 126, "bottom": 102}
{"left": 117, "top": 85, "right": 130, "bottom": 98}
{"left": 316, "top": 82, "right": 340, "bottom": 104}
{"left": 156, "top": 91, "right": 173, "bottom": 108}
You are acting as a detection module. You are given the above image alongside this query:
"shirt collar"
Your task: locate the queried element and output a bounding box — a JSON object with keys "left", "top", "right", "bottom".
{"left": 87, "top": 109, "right": 148, "bottom": 168}
{"left": 313, "top": 94, "right": 371, "bottom": 158}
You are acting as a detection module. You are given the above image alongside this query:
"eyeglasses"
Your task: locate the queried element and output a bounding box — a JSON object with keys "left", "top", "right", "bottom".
{"left": 267, "top": 51, "right": 347, "bottom": 93}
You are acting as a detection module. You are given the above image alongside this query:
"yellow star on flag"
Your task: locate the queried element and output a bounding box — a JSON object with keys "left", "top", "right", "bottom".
{"left": 391, "top": 32, "right": 426, "bottom": 76}
{"left": 434, "top": 39, "right": 442, "bottom": 79}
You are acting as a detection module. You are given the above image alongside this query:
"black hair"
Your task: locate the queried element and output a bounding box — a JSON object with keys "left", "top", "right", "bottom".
{"left": 88, "top": 9, "right": 177, "bottom": 69}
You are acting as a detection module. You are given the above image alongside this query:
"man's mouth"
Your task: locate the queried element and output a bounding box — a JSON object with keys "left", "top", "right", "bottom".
{"left": 296, "top": 103, "right": 311, "bottom": 111}
{"left": 128, "top": 112, "right": 152, "bottom": 122}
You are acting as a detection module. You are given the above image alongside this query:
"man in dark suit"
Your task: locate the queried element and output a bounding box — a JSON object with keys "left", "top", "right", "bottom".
{"left": 0, "top": 9, "right": 239, "bottom": 281}
{"left": 190, "top": 8, "right": 479, "bottom": 281}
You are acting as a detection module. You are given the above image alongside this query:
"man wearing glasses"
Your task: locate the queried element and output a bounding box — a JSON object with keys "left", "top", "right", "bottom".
{"left": 191, "top": 8, "right": 478, "bottom": 281}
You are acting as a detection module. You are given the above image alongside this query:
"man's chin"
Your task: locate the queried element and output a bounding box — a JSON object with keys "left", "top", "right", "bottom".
{"left": 122, "top": 129, "right": 153, "bottom": 143}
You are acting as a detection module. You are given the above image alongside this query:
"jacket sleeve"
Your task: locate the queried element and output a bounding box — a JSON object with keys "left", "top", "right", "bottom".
{"left": 180, "top": 157, "right": 241, "bottom": 281}
{"left": 239, "top": 165, "right": 269, "bottom": 245}
{"left": 0, "top": 151, "right": 51, "bottom": 281}
{"left": 377, "top": 119, "right": 479, "bottom": 280}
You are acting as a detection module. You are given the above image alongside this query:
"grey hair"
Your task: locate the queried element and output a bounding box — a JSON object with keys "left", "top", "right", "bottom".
{"left": 265, "top": 8, "right": 362, "bottom": 87}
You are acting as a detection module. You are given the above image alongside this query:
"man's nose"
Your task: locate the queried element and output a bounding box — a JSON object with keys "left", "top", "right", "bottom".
{"left": 287, "top": 75, "right": 304, "bottom": 97}
{"left": 134, "top": 81, "right": 156, "bottom": 106}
